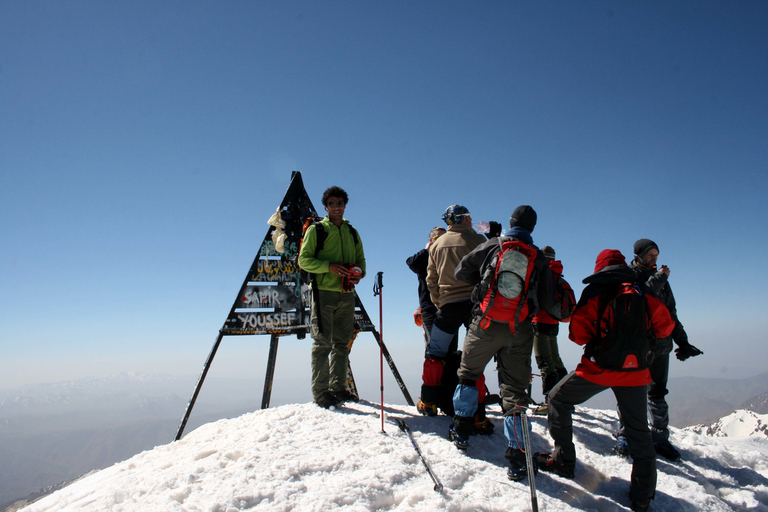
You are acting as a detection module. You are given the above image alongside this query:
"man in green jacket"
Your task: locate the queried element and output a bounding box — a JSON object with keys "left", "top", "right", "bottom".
{"left": 298, "top": 186, "right": 366, "bottom": 408}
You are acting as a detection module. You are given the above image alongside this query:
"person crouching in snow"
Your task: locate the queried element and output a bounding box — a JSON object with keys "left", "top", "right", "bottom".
{"left": 534, "top": 249, "right": 674, "bottom": 512}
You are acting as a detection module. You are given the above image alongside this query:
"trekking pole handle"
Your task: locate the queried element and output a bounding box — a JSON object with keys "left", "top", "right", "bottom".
{"left": 373, "top": 271, "right": 383, "bottom": 296}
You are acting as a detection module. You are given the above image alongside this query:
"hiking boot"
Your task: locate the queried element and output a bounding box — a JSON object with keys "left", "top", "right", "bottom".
{"left": 655, "top": 440, "right": 682, "bottom": 462}
{"left": 315, "top": 392, "right": 339, "bottom": 409}
{"left": 473, "top": 417, "right": 495, "bottom": 435}
{"left": 448, "top": 425, "right": 469, "bottom": 451}
{"left": 534, "top": 452, "right": 575, "bottom": 479}
{"left": 503, "top": 446, "right": 535, "bottom": 482}
{"left": 613, "top": 435, "right": 630, "bottom": 457}
{"left": 629, "top": 486, "right": 652, "bottom": 511}
{"left": 332, "top": 390, "right": 358, "bottom": 404}
{"left": 417, "top": 399, "right": 438, "bottom": 416}
{"left": 507, "top": 462, "right": 530, "bottom": 482}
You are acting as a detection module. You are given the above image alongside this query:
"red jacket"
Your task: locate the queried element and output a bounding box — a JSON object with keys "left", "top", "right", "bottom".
{"left": 532, "top": 260, "right": 564, "bottom": 325}
{"left": 569, "top": 268, "right": 675, "bottom": 387}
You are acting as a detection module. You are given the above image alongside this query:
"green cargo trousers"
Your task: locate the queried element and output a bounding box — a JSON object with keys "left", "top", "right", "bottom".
{"left": 310, "top": 289, "right": 356, "bottom": 400}
{"left": 457, "top": 317, "right": 535, "bottom": 411}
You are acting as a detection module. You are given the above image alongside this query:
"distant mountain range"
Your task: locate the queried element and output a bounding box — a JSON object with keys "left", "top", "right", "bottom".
{"left": 686, "top": 409, "right": 768, "bottom": 438}
{"left": 582, "top": 371, "right": 768, "bottom": 428}
{"left": 0, "top": 373, "right": 267, "bottom": 511}
{"left": 738, "top": 390, "right": 768, "bottom": 414}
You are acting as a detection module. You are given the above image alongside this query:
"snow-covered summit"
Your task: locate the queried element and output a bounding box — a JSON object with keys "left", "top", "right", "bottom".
{"left": 19, "top": 401, "right": 768, "bottom": 511}
{"left": 686, "top": 409, "right": 768, "bottom": 439}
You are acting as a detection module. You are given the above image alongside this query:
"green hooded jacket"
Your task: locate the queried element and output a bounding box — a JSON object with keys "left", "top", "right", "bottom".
{"left": 298, "top": 217, "right": 366, "bottom": 293}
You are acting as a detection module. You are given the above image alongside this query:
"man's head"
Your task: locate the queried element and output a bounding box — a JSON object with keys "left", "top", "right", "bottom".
{"left": 442, "top": 205, "right": 471, "bottom": 226}
{"left": 322, "top": 186, "right": 349, "bottom": 208}
{"left": 634, "top": 238, "right": 659, "bottom": 267}
{"left": 509, "top": 205, "right": 537, "bottom": 233}
{"left": 542, "top": 246, "right": 556, "bottom": 260}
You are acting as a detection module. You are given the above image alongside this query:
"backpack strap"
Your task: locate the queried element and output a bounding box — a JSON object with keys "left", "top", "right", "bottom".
{"left": 313, "top": 223, "right": 327, "bottom": 258}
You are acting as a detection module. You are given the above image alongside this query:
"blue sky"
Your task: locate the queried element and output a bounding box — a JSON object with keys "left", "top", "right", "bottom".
{"left": 2, "top": 1, "right": 766, "bottom": 401}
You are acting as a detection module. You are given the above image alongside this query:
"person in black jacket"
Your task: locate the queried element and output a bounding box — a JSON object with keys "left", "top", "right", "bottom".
{"left": 407, "top": 226, "right": 460, "bottom": 416}
{"left": 613, "top": 239, "right": 703, "bottom": 462}
{"left": 406, "top": 227, "right": 446, "bottom": 351}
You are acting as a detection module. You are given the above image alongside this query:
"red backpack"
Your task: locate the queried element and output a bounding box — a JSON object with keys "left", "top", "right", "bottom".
{"left": 478, "top": 239, "right": 538, "bottom": 333}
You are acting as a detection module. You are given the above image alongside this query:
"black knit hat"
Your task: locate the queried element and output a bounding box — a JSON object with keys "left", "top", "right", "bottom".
{"left": 633, "top": 238, "right": 659, "bottom": 258}
{"left": 509, "top": 205, "right": 537, "bottom": 233}
{"left": 542, "top": 246, "right": 556, "bottom": 260}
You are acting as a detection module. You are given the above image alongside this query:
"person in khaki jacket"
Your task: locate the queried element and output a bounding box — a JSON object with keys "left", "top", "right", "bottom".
{"left": 418, "top": 205, "right": 487, "bottom": 420}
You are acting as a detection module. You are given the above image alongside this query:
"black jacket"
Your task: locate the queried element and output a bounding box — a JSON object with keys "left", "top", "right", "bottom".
{"left": 406, "top": 248, "right": 436, "bottom": 312}
{"left": 630, "top": 260, "right": 688, "bottom": 353}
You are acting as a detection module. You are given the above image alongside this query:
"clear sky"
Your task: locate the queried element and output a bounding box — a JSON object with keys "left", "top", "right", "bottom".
{"left": 2, "top": 1, "right": 767, "bottom": 398}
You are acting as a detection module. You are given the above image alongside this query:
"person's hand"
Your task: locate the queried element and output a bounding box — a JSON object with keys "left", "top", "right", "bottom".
{"left": 675, "top": 343, "right": 703, "bottom": 361}
{"left": 659, "top": 264, "right": 670, "bottom": 276}
{"left": 329, "top": 262, "right": 351, "bottom": 277}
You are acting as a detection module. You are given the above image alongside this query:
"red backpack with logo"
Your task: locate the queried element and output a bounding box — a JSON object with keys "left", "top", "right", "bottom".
{"left": 477, "top": 239, "right": 538, "bottom": 334}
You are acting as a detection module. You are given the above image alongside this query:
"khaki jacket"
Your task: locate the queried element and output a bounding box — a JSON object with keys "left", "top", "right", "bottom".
{"left": 426, "top": 223, "right": 486, "bottom": 308}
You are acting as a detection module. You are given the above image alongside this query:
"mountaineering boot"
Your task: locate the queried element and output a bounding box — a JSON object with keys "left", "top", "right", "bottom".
{"left": 628, "top": 487, "right": 651, "bottom": 512}
{"left": 534, "top": 452, "right": 575, "bottom": 479}
{"left": 654, "top": 440, "right": 682, "bottom": 462}
{"left": 450, "top": 415, "right": 474, "bottom": 451}
{"left": 315, "top": 391, "right": 339, "bottom": 409}
{"left": 332, "top": 390, "right": 358, "bottom": 404}
{"left": 613, "top": 435, "right": 630, "bottom": 457}
{"left": 473, "top": 405, "right": 494, "bottom": 435}
{"left": 507, "top": 463, "right": 529, "bottom": 482}
{"left": 417, "top": 399, "right": 438, "bottom": 416}
{"left": 473, "top": 416, "right": 495, "bottom": 435}
{"left": 505, "top": 446, "right": 536, "bottom": 482}
{"left": 448, "top": 424, "right": 469, "bottom": 451}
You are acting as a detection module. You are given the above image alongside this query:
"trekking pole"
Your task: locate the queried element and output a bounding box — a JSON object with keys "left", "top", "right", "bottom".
{"left": 373, "top": 271, "right": 384, "bottom": 432}
{"left": 520, "top": 411, "right": 539, "bottom": 512}
{"left": 395, "top": 419, "right": 444, "bottom": 493}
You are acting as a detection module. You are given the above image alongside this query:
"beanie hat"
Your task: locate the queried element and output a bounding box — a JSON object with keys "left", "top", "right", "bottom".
{"left": 509, "top": 205, "right": 537, "bottom": 233}
{"left": 542, "top": 246, "right": 556, "bottom": 260}
{"left": 633, "top": 238, "right": 659, "bottom": 258}
{"left": 594, "top": 249, "right": 627, "bottom": 273}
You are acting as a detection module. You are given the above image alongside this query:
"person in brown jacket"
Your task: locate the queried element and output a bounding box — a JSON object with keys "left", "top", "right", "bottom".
{"left": 417, "top": 205, "right": 487, "bottom": 418}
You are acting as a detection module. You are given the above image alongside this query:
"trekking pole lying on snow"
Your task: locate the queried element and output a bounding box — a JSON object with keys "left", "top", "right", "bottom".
{"left": 395, "top": 419, "right": 444, "bottom": 493}
{"left": 520, "top": 411, "right": 539, "bottom": 512}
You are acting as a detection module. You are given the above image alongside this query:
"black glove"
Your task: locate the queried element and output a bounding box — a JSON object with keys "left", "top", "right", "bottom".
{"left": 675, "top": 343, "right": 703, "bottom": 361}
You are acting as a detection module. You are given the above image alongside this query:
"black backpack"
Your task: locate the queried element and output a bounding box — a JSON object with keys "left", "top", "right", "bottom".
{"left": 585, "top": 283, "right": 655, "bottom": 372}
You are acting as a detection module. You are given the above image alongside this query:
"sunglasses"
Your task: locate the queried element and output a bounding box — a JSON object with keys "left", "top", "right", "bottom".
{"left": 327, "top": 200, "right": 345, "bottom": 207}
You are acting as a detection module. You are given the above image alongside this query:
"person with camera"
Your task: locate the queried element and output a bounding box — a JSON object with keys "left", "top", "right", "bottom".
{"left": 613, "top": 238, "right": 703, "bottom": 461}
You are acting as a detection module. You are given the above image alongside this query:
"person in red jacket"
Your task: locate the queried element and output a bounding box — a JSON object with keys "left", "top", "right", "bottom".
{"left": 532, "top": 245, "right": 569, "bottom": 397}
{"left": 534, "top": 249, "right": 675, "bottom": 512}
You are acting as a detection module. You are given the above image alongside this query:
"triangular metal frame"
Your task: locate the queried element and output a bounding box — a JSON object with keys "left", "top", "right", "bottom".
{"left": 174, "top": 172, "right": 412, "bottom": 441}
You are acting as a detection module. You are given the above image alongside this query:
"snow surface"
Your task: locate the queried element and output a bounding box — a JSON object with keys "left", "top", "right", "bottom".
{"left": 20, "top": 401, "right": 768, "bottom": 512}
{"left": 686, "top": 409, "right": 768, "bottom": 439}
